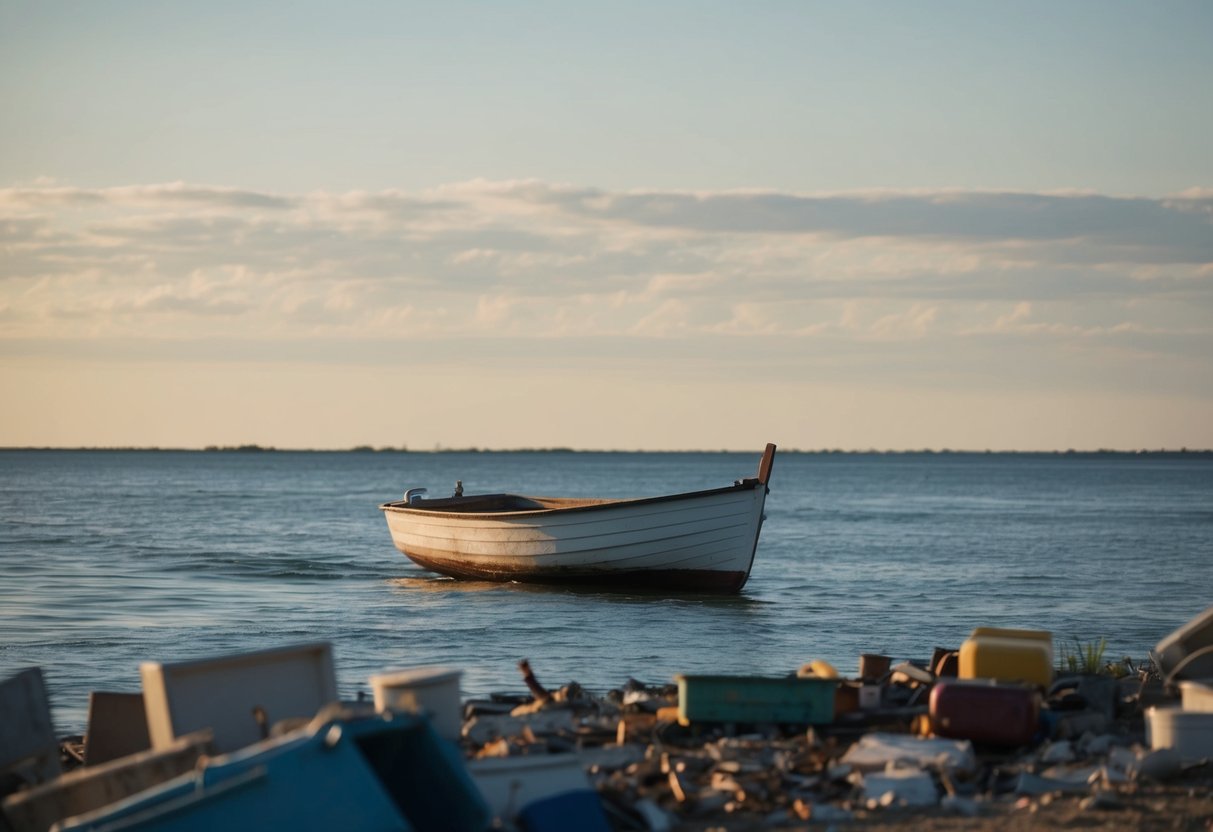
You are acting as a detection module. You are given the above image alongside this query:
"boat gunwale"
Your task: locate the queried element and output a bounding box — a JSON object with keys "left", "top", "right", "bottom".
{"left": 378, "top": 478, "right": 765, "bottom": 521}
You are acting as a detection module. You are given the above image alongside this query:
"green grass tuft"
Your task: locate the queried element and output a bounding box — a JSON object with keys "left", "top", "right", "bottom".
{"left": 1058, "top": 636, "right": 1108, "bottom": 675}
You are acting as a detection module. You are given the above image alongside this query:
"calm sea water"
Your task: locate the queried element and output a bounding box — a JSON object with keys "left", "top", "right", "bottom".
{"left": 2, "top": 450, "right": 1211, "bottom": 735}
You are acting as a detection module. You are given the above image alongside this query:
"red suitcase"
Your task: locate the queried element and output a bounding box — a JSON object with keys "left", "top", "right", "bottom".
{"left": 930, "top": 681, "right": 1040, "bottom": 746}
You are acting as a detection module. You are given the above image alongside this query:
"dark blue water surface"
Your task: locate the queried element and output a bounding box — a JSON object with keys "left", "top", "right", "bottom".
{"left": 2, "top": 450, "right": 1210, "bottom": 733}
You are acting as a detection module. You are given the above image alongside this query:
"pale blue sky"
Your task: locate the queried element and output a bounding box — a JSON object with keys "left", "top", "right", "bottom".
{"left": 4, "top": 1, "right": 1211, "bottom": 194}
{"left": 2, "top": 2, "right": 1211, "bottom": 450}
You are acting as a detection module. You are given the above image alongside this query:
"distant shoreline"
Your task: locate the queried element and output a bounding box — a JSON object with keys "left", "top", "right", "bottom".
{"left": 1, "top": 446, "right": 1210, "bottom": 456}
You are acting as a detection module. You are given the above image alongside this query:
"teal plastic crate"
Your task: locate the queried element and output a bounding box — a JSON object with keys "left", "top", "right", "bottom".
{"left": 676, "top": 674, "right": 836, "bottom": 724}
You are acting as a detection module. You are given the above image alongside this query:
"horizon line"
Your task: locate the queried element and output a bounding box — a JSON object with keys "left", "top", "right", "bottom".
{"left": 2, "top": 445, "right": 1211, "bottom": 456}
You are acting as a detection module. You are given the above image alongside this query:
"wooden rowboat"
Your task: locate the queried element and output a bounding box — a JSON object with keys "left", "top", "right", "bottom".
{"left": 379, "top": 444, "right": 776, "bottom": 593}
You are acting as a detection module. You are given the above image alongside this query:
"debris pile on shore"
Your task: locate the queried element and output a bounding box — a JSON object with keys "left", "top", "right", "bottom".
{"left": 3, "top": 611, "right": 1213, "bottom": 831}
{"left": 452, "top": 650, "right": 1212, "bottom": 830}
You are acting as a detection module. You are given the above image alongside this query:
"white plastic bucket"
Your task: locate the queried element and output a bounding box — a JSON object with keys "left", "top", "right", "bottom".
{"left": 1179, "top": 680, "right": 1213, "bottom": 712}
{"left": 369, "top": 666, "right": 463, "bottom": 741}
{"left": 1146, "top": 705, "right": 1213, "bottom": 758}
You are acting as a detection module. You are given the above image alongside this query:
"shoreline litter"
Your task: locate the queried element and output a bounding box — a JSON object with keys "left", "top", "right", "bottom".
{"left": 4, "top": 609, "right": 1213, "bottom": 831}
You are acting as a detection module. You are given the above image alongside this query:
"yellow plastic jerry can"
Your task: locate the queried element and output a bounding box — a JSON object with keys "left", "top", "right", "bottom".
{"left": 958, "top": 627, "right": 1053, "bottom": 687}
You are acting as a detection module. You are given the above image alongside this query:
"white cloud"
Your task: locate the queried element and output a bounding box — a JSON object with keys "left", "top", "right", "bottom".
{"left": 994, "top": 302, "right": 1033, "bottom": 330}
{"left": 869, "top": 304, "right": 939, "bottom": 340}
{"left": 0, "top": 181, "right": 1208, "bottom": 395}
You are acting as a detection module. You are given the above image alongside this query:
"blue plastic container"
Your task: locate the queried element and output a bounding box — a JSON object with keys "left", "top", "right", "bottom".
{"left": 517, "top": 789, "right": 611, "bottom": 832}
{"left": 57, "top": 708, "right": 489, "bottom": 832}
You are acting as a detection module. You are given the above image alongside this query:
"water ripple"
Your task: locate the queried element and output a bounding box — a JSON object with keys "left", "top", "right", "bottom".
{"left": 2, "top": 450, "right": 1211, "bottom": 733}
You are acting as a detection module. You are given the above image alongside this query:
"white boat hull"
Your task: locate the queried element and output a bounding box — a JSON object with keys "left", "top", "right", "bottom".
{"left": 380, "top": 447, "right": 776, "bottom": 593}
